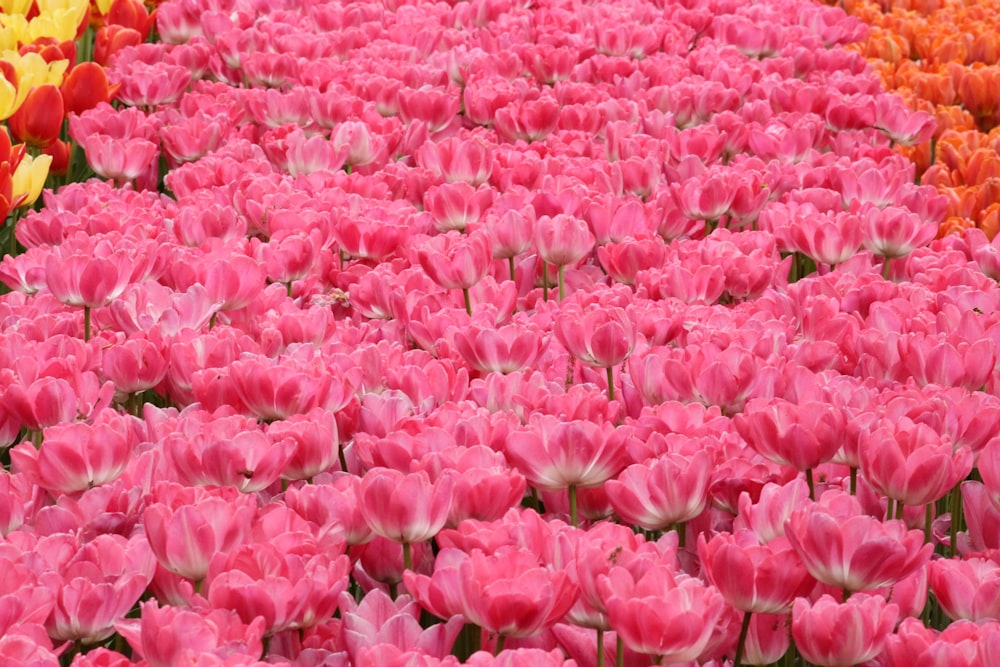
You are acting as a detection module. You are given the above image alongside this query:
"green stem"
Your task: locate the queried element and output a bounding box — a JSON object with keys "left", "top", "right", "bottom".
{"left": 508, "top": 256, "right": 516, "bottom": 282}
{"left": 886, "top": 498, "right": 895, "bottom": 522}
{"left": 542, "top": 261, "right": 549, "bottom": 301}
{"left": 597, "top": 628, "right": 605, "bottom": 667}
{"left": 83, "top": 305, "right": 91, "bottom": 342}
{"left": 558, "top": 264, "right": 565, "bottom": 300}
{"left": 950, "top": 484, "right": 962, "bottom": 558}
{"left": 402, "top": 541, "right": 413, "bottom": 572}
{"left": 568, "top": 484, "right": 578, "bottom": 527}
{"left": 850, "top": 467, "right": 857, "bottom": 496}
{"left": 896, "top": 498, "right": 905, "bottom": 521}
{"left": 882, "top": 256, "right": 891, "bottom": 280}
{"left": 925, "top": 503, "right": 933, "bottom": 545}
{"left": 734, "top": 611, "right": 752, "bottom": 667}
{"left": 606, "top": 366, "right": 615, "bottom": 402}
{"left": 388, "top": 581, "right": 398, "bottom": 600}
{"left": 805, "top": 468, "right": 815, "bottom": 501}
{"left": 462, "top": 287, "right": 472, "bottom": 315}
{"left": 286, "top": 281, "right": 293, "bottom": 298}
{"left": 494, "top": 634, "right": 506, "bottom": 655}
{"left": 675, "top": 522, "right": 686, "bottom": 549}
{"left": 616, "top": 635, "right": 624, "bottom": 667}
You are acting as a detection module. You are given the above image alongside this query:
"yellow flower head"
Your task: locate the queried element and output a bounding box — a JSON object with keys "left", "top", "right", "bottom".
{"left": 0, "top": 75, "right": 18, "bottom": 121}
{"left": 12, "top": 153, "right": 53, "bottom": 207}
{"left": 1, "top": 50, "right": 70, "bottom": 110}
{"left": 28, "top": 2, "right": 89, "bottom": 44}
{"left": 0, "top": 15, "right": 30, "bottom": 51}
{"left": 0, "top": 0, "right": 35, "bottom": 15}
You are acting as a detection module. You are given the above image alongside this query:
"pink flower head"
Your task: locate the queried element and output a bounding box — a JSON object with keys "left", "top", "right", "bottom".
{"left": 792, "top": 594, "right": 898, "bottom": 667}
{"left": 359, "top": 468, "right": 455, "bottom": 544}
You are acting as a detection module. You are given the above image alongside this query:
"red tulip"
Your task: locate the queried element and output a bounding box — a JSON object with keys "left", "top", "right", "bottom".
{"left": 61, "top": 62, "right": 120, "bottom": 116}
{"left": 8, "top": 85, "right": 64, "bottom": 148}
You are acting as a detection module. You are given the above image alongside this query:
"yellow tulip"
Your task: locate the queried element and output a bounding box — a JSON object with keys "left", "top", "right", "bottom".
{"left": 1, "top": 51, "right": 69, "bottom": 109}
{"left": 12, "top": 153, "right": 52, "bottom": 207}
{"left": 28, "top": 4, "right": 88, "bottom": 44}
{"left": 0, "top": 15, "right": 30, "bottom": 51}
{"left": 92, "top": 0, "right": 113, "bottom": 15}
{"left": 0, "top": 0, "right": 34, "bottom": 15}
{"left": 0, "top": 76, "right": 18, "bottom": 121}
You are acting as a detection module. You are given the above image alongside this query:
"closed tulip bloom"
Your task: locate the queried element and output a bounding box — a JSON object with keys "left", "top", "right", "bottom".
{"left": 534, "top": 214, "right": 595, "bottom": 267}
{"left": 697, "top": 531, "right": 813, "bottom": 614}
{"left": 359, "top": 468, "right": 454, "bottom": 545}
{"left": 606, "top": 451, "right": 712, "bottom": 531}
{"left": 735, "top": 399, "right": 846, "bottom": 472}
{"left": 118, "top": 600, "right": 266, "bottom": 667}
{"left": 929, "top": 558, "right": 1000, "bottom": 622}
{"left": 601, "top": 562, "right": 725, "bottom": 662}
{"left": 142, "top": 482, "right": 257, "bottom": 582}
{"left": 785, "top": 491, "right": 932, "bottom": 592}
{"left": 860, "top": 419, "right": 973, "bottom": 508}
{"left": 416, "top": 230, "right": 492, "bottom": 291}
{"left": 11, "top": 409, "right": 135, "bottom": 494}
{"left": 205, "top": 542, "right": 351, "bottom": 634}
{"left": 453, "top": 320, "right": 544, "bottom": 375}
{"left": 554, "top": 305, "right": 635, "bottom": 369}
{"left": 792, "top": 594, "right": 898, "bottom": 667}
{"left": 504, "top": 414, "right": 630, "bottom": 492}
{"left": 8, "top": 84, "right": 63, "bottom": 148}
{"left": 102, "top": 336, "right": 168, "bottom": 395}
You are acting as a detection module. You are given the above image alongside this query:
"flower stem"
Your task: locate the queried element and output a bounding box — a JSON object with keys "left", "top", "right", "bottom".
{"left": 805, "top": 468, "right": 814, "bottom": 501}
{"left": 734, "top": 611, "right": 752, "bottom": 667}
{"left": 542, "top": 261, "right": 549, "bottom": 301}
{"left": 83, "top": 305, "right": 91, "bottom": 342}
{"left": 402, "top": 541, "right": 412, "bottom": 572}
{"left": 508, "top": 256, "right": 516, "bottom": 282}
{"left": 462, "top": 287, "right": 472, "bottom": 315}
{"left": 597, "top": 628, "right": 605, "bottom": 667}
{"left": 558, "top": 264, "right": 565, "bottom": 300}
{"left": 568, "top": 484, "right": 578, "bottom": 527}
{"left": 616, "top": 635, "right": 624, "bottom": 667}
{"left": 882, "top": 256, "right": 891, "bottom": 280}
{"left": 925, "top": 503, "right": 933, "bottom": 544}
{"left": 494, "top": 634, "right": 506, "bottom": 655}
{"left": 606, "top": 366, "right": 615, "bottom": 402}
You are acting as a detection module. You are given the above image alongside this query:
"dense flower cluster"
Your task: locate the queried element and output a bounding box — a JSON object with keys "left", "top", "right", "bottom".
{"left": 2, "top": 0, "right": 1000, "bottom": 665}
{"left": 842, "top": 0, "right": 1000, "bottom": 238}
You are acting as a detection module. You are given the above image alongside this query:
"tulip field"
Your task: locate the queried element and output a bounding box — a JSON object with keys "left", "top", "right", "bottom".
{"left": 3, "top": 0, "right": 1000, "bottom": 664}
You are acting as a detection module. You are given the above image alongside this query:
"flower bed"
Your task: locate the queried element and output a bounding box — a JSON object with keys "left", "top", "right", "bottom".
{"left": 842, "top": 0, "right": 1000, "bottom": 238}
{"left": 2, "top": 0, "right": 1000, "bottom": 665}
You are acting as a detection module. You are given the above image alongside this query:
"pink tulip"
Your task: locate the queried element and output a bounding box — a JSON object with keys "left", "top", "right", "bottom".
{"left": 605, "top": 451, "right": 712, "bottom": 531}
{"left": 415, "top": 136, "right": 494, "bottom": 186}
{"left": 791, "top": 594, "right": 897, "bottom": 667}
{"left": 48, "top": 534, "right": 155, "bottom": 644}
{"left": 929, "top": 558, "right": 1000, "bottom": 622}
{"left": 554, "top": 304, "right": 635, "bottom": 370}
{"left": 359, "top": 468, "right": 454, "bottom": 546}
{"left": 785, "top": 491, "right": 932, "bottom": 592}
{"left": 406, "top": 547, "right": 577, "bottom": 641}
{"left": 142, "top": 482, "right": 257, "bottom": 583}
{"left": 10, "top": 409, "right": 135, "bottom": 495}
{"left": 102, "top": 335, "right": 168, "bottom": 395}
{"left": 734, "top": 398, "right": 845, "bottom": 473}
{"left": 453, "top": 320, "right": 544, "bottom": 375}
{"left": 424, "top": 182, "right": 495, "bottom": 233}
{"left": 861, "top": 205, "right": 937, "bottom": 260}
{"left": 600, "top": 562, "right": 725, "bottom": 662}
{"left": 416, "top": 230, "right": 492, "bottom": 291}
{"left": 697, "top": 530, "right": 814, "bottom": 614}
{"left": 504, "top": 415, "right": 630, "bottom": 493}
{"left": 339, "top": 589, "right": 462, "bottom": 662}
{"left": 534, "top": 214, "right": 595, "bottom": 268}
{"left": 116, "top": 600, "right": 266, "bottom": 667}
{"left": 205, "top": 541, "right": 351, "bottom": 634}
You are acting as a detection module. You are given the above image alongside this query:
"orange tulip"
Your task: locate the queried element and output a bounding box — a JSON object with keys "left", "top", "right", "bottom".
{"left": 980, "top": 203, "right": 1000, "bottom": 240}
{"left": 958, "top": 66, "right": 1000, "bottom": 131}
